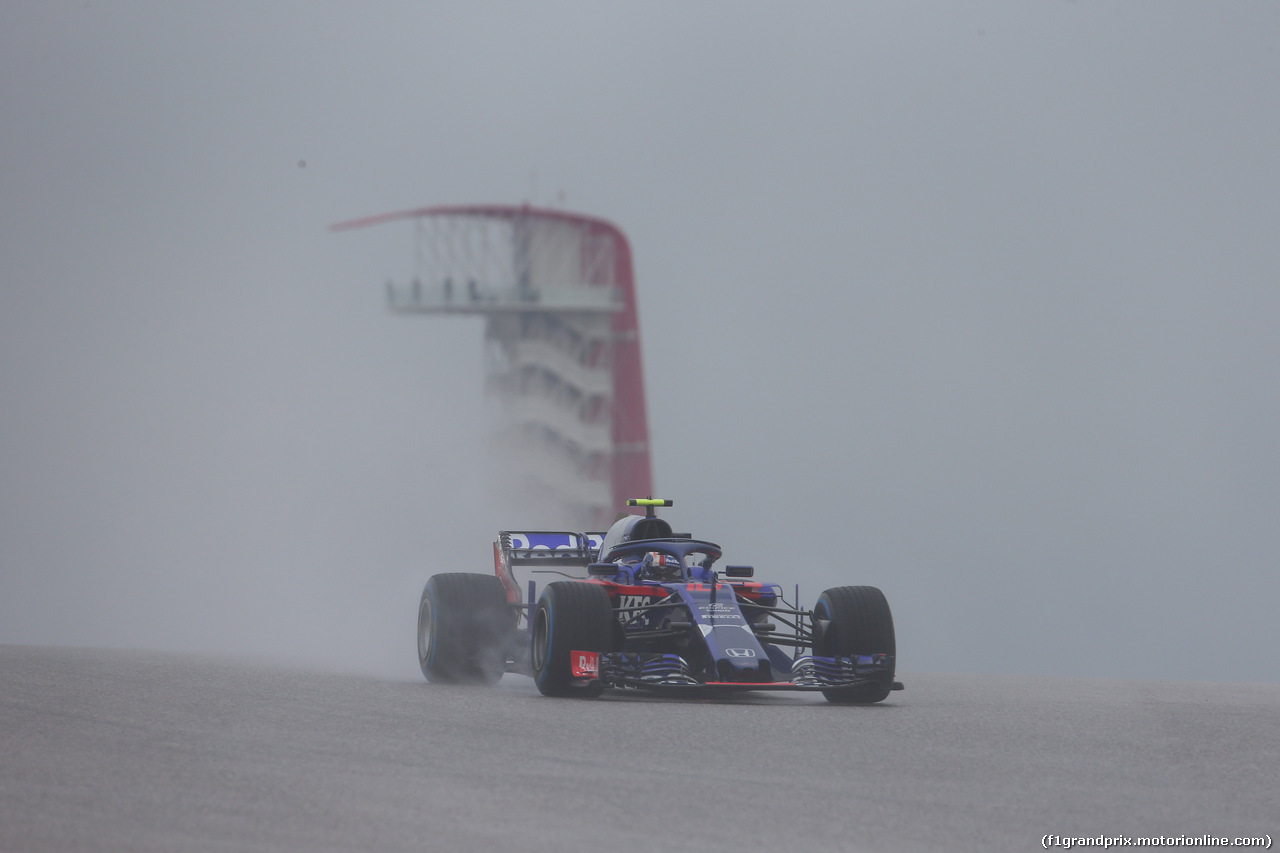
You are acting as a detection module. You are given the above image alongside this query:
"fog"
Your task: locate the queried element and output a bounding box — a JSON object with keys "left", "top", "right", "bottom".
{"left": 2, "top": 2, "right": 1276, "bottom": 682}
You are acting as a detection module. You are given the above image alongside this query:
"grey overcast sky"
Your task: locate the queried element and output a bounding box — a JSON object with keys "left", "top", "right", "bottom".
{"left": 2, "top": 2, "right": 1277, "bottom": 682}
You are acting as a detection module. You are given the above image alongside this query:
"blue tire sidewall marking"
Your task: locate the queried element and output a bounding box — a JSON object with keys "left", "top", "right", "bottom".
{"left": 535, "top": 595, "right": 554, "bottom": 686}
{"left": 425, "top": 581, "right": 438, "bottom": 670}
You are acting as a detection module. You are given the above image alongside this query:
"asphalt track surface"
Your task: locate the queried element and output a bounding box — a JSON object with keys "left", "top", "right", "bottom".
{"left": 2, "top": 645, "right": 1277, "bottom": 853}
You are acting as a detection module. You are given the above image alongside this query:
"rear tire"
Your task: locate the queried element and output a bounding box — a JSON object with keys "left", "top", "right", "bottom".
{"left": 813, "top": 585, "right": 896, "bottom": 704}
{"left": 530, "top": 582, "right": 616, "bottom": 698}
{"left": 418, "top": 573, "right": 513, "bottom": 685}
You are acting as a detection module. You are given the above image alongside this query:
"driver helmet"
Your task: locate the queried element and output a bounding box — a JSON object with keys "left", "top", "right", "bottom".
{"left": 642, "top": 551, "right": 682, "bottom": 581}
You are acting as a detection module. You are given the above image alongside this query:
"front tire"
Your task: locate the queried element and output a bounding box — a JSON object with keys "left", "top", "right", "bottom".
{"left": 813, "top": 585, "right": 896, "bottom": 704}
{"left": 530, "top": 582, "right": 616, "bottom": 698}
{"left": 418, "top": 573, "right": 513, "bottom": 685}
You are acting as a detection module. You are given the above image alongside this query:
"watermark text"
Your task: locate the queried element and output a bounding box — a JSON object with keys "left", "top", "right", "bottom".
{"left": 1042, "top": 835, "right": 1271, "bottom": 849}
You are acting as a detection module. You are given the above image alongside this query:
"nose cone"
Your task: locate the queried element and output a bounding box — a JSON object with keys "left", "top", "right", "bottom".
{"left": 716, "top": 656, "right": 773, "bottom": 683}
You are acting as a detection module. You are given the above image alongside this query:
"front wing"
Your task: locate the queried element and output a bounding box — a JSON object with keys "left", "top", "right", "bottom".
{"left": 570, "top": 650, "right": 904, "bottom": 695}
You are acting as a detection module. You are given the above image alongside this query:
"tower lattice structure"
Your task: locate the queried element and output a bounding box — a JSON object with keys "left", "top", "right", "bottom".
{"left": 334, "top": 205, "right": 653, "bottom": 529}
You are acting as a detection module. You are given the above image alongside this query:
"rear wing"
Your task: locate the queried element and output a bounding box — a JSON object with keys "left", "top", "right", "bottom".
{"left": 493, "top": 531, "right": 606, "bottom": 606}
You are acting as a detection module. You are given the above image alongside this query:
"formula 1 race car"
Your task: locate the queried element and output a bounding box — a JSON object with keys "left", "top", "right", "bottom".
{"left": 416, "top": 499, "right": 903, "bottom": 703}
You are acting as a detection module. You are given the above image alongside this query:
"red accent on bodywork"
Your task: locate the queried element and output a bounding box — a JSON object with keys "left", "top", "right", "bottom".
{"left": 731, "top": 584, "right": 768, "bottom": 600}
{"left": 585, "top": 580, "right": 671, "bottom": 598}
{"left": 495, "top": 541, "right": 518, "bottom": 604}
{"left": 571, "top": 651, "right": 600, "bottom": 678}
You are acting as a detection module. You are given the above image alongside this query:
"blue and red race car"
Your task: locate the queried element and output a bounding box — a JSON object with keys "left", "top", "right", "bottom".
{"left": 416, "top": 499, "right": 902, "bottom": 703}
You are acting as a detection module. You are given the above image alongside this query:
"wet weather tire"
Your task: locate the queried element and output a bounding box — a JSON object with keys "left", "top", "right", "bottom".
{"left": 813, "top": 585, "right": 896, "bottom": 704}
{"left": 418, "top": 573, "right": 513, "bottom": 685}
{"left": 530, "top": 582, "right": 616, "bottom": 698}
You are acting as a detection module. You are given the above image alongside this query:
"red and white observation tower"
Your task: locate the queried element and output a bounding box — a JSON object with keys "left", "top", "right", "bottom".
{"left": 333, "top": 205, "right": 653, "bottom": 529}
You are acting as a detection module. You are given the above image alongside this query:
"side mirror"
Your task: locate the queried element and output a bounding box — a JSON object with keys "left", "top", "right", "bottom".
{"left": 724, "top": 565, "right": 754, "bottom": 578}
{"left": 587, "top": 562, "right": 617, "bottom": 577}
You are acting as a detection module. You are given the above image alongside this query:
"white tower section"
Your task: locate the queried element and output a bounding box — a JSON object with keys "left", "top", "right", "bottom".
{"left": 339, "top": 206, "right": 649, "bottom": 530}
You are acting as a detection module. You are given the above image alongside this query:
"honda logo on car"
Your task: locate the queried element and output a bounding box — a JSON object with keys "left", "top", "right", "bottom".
{"left": 726, "top": 648, "right": 756, "bottom": 658}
